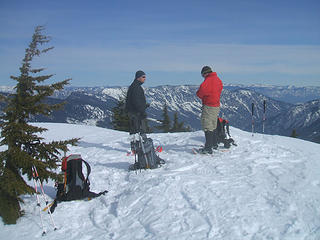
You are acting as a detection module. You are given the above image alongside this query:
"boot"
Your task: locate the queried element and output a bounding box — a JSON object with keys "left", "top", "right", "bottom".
{"left": 212, "top": 129, "right": 218, "bottom": 150}
{"left": 199, "top": 131, "right": 213, "bottom": 154}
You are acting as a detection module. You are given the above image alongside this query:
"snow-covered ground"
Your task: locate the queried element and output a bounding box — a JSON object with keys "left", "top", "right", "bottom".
{"left": 1, "top": 123, "right": 320, "bottom": 240}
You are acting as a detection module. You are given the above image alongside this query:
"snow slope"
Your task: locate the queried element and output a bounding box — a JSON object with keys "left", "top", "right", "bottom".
{"left": 1, "top": 123, "right": 320, "bottom": 240}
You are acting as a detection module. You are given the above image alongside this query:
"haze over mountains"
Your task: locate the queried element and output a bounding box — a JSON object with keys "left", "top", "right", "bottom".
{"left": 1, "top": 84, "right": 319, "bottom": 143}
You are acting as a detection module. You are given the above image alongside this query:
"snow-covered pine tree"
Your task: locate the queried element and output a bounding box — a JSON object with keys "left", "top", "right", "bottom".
{"left": 0, "top": 26, "right": 79, "bottom": 224}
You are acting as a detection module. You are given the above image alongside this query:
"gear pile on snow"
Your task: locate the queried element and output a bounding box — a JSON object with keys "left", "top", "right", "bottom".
{"left": 217, "top": 118, "right": 237, "bottom": 148}
{"left": 129, "top": 133, "right": 165, "bottom": 171}
{"left": 50, "top": 154, "right": 107, "bottom": 213}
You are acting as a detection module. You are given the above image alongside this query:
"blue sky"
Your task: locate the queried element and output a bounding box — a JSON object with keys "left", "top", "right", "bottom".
{"left": 0, "top": 0, "right": 319, "bottom": 87}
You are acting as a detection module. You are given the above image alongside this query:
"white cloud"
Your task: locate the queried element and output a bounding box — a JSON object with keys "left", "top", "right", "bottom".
{"left": 1, "top": 42, "right": 320, "bottom": 86}
{"left": 36, "top": 43, "right": 320, "bottom": 74}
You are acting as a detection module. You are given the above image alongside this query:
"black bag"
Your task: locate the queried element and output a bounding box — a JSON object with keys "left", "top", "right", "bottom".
{"left": 217, "top": 118, "right": 237, "bottom": 148}
{"left": 130, "top": 135, "right": 165, "bottom": 170}
{"left": 63, "top": 155, "right": 92, "bottom": 200}
{"left": 50, "top": 154, "right": 107, "bottom": 213}
{"left": 137, "top": 138, "right": 158, "bottom": 169}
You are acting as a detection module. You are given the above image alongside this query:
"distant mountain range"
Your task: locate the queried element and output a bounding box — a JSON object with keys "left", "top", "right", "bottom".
{"left": 1, "top": 84, "right": 319, "bottom": 143}
{"left": 224, "top": 84, "right": 320, "bottom": 104}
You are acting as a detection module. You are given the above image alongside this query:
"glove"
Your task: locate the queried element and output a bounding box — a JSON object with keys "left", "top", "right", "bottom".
{"left": 141, "top": 112, "right": 147, "bottom": 119}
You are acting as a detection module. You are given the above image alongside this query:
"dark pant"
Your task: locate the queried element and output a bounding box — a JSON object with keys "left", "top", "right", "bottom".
{"left": 128, "top": 112, "right": 147, "bottom": 134}
{"left": 204, "top": 129, "right": 218, "bottom": 150}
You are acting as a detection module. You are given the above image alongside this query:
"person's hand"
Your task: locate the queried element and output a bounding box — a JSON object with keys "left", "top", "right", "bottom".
{"left": 142, "top": 112, "right": 147, "bottom": 119}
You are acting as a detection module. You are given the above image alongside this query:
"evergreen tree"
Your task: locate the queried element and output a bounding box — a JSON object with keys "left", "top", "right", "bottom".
{"left": 111, "top": 94, "right": 130, "bottom": 132}
{"left": 170, "top": 112, "right": 191, "bottom": 132}
{"left": 0, "top": 26, "right": 79, "bottom": 224}
{"left": 290, "top": 129, "right": 298, "bottom": 138}
{"left": 145, "top": 119, "right": 153, "bottom": 134}
{"left": 156, "top": 104, "right": 171, "bottom": 133}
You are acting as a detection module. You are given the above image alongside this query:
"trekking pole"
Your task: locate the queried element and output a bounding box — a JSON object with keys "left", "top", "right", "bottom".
{"left": 32, "top": 165, "right": 58, "bottom": 231}
{"left": 251, "top": 103, "right": 255, "bottom": 136}
{"left": 139, "top": 133, "right": 150, "bottom": 169}
{"left": 32, "top": 167, "right": 46, "bottom": 236}
{"left": 262, "top": 100, "right": 266, "bottom": 134}
{"left": 133, "top": 134, "right": 138, "bottom": 174}
{"left": 26, "top": 141, "right": 57, "bottom": 231}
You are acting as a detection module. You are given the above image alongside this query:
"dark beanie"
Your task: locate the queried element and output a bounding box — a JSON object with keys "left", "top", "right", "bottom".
{"left": 135, "top": 70, "right": 146, "bottom": 79}
{"left": 201, "top": 66, "right": 212, "bottom": 75}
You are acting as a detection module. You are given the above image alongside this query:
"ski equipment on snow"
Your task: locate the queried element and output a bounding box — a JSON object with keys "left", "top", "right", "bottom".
{"left": 192, "top": 147, "right": 230, "bottom": 155}
{"left": 155, "top": 146, "right": 163, "bottom": 153}
{"left": 217, "top": 118, "right": 237, "bottom": 148}
{"left": 192, "top": 148, "right": 202, "bottom": 154}
{"left": 263, "top": 100, "right": 266, "bottom": 134}
{"left": 128, "top": 133, "right": 165, "bottom": 171}
{"left": 24, "top": 141, "right": 57, "bottom": 235}
{"left": 192, "top": 147, "right": 213, "bottom": 155}
{"left": 127, "top": 145, "right": 163, "bottom": 156}
{"left": 50, "top": 154, "right": 108, "bottom": 213}
{"left": 32, "top": 165, "right": 57, "bottom": 235}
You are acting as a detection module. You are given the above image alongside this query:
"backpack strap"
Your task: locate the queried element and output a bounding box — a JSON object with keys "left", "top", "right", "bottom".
{"left": 62, "top": 155, "right": 90, "bottom": 191}
{"left": 81, "top": 159, "right": 91, "bottom": 183}
{"left": 225, "top": 122, "right": 231, "bottom": 137}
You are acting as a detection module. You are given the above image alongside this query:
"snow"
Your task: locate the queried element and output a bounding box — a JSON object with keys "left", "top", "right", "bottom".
{"left": 101, "top": 87, "right": 127, "bottom": 100}
{"left": 1, "top": 123, "right": 320, "bottom": 240}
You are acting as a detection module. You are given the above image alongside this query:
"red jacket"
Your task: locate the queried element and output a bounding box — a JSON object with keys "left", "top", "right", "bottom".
{"left": 196, "top": 72, "right": 223, "bottom": 107}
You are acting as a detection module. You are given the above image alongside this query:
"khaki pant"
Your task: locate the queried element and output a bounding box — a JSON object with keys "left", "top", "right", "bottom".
{"left": 201, "top": 105, "right": 220, "bottom": 131}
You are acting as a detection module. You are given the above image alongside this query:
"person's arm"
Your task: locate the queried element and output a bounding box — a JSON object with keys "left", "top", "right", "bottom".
{"left": 133, "top": 87, "right": 147, "bottom": 116}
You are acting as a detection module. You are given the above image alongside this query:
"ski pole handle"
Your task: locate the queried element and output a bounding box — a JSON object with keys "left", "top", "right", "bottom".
{"left": 251, "top": 103, "right": 254, "bottom": 136}
{"left": 251, "top": 103, "right": 254, "bottom": 116}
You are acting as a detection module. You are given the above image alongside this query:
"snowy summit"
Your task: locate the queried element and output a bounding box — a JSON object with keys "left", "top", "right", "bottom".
{"left": 1, "top": 123, "right": 320, "bottom": 240}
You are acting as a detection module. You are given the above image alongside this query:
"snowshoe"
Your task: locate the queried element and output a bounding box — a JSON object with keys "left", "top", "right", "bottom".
{"left": 192, "top": 147, "right": 213, "bottom": 155}
{"left": 129, "top": 162, "right": 140, "bottom": 171}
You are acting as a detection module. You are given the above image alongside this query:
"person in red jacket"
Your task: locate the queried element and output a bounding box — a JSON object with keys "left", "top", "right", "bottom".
{"left": 196, "top": 66, "right": 223, "bottom": 154}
